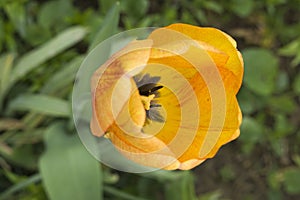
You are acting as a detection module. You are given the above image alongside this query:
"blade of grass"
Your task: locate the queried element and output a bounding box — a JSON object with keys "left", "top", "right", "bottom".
{"left": 0, "top": 173, "right": 41, "bottom": 200}
{"left": 3, "top": 2, "right": 26, "bottom": 38}
{"left": 19, "top": 54, "right": 83, "bottom": 128}
{"left": 0, "top": 53, "right": 15, "bottom": 111}
{"left": 22, "top": 112, "right": 46, "bottom": 129}
{"left": 8, "top": 94, "right": 70, "bottom": 117}
{"left": 165, "top": 171, "right": 197, "bottom": 200}
{"left": 6, "top": 128, "right": 45, "bottom": 145}
{"left": 0, "top": 118, "right": 23, "bottom": 131}
{"left": 41, "top": 56, "right": 84, "bottom": 94}
{"left": 5, "top": 26, "right": 88, "bottom": 98}
{"left": 89, "top": 2, "right": 120, "bottom": 51}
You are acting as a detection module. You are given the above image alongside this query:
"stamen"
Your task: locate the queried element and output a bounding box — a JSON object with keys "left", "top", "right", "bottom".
{"left": 104, "top": 132, "right": 111, "bottom": 138}
{"left": 150, "top": 104, "right": 161, "bottom": 108}
{"left": 149, "top": 85, "right": 163, "bottom": 93}
{"left": 141, "top": 94, "right": 155, "bottom": 110}
{"left": 139, "top": 83, "right": 161, "bottom": 96}
{"left": 133, "top": 73, "right": 165, "bottom": 123}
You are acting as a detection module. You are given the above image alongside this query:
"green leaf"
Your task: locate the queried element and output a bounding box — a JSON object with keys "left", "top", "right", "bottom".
{"left": 0, "top": 144, "right": 39, "bottom": 169}
{"left": 98, "top": 0, "right": 118, "bottom": 14}
{"left": 0, "top": 173, "right": 42, "bottom": 200}
{"left": 198, "top": 190, "right": 222, "bottom": 200}
{"left": 268, "top": 95, "right": 297, "bottom": 114}
{"left": 139, "top": 170, "right": 183, "bottom": 182}
{"left": 0, "top": 118, "right": 23, "bottom": 131}
{"left": 139, "top": 171, "right": 197, "bottom": 200}
{"left": 89, "top": 2, "right": 120, "bottom": 51}
{"left": 104, "top": 186, "right": 149, "bottom": 200}
{"left": 267, "top": 190, "right": 282, "bottom": 200}
{"left": 230, "top": 0, "right": 254, "bottom": 17}
{"left": 242, "top": 48, "right": 279, "bottom": 96}
{"left": 283, "top": 168, "right": 300, "bottom": 194}
{"left": 267, "top": 171, "right": 282, "bottom": 190}
{"left": 165, "top": 171, "right": 197, "bottom": 200}
{"left": 203, "top": 2, "right": 223, "bottom": 13}
{"left": 0, "top": 53, "right": 14, "bottom": 88}
{"left": 0, "top": 54, "right": 14, "bottom": 92}
{"left": 39, "top": 123, "right": 102, "bottom": 200}
{"left": 8, "top": 94, "right": 70, "bottom": 117}
{"left": 0, "top": 53, "right": 15, "bottom": 111}
{"left": 273, "top": 114, "right": 295, "bottom": 138}
{"left": 41, "top": 56, "right": 84, "bottom": 94}
{"left": 237, "top": 86, "right": 266, "bottom": 115}
{"left": 38, "top": 0, "right": 74, "bottom": 30}
{"left": 121, "top": 0, "right": 149, "bottom": 18}
{"left": 239, "top": 116, "right": 264, "bottom": 154}
{"left": 3, "top": 2, "right": 26, "bottom": 37}
{"left": 23, "top": 24, "right": 52, "bottom": 46}
{"left": 279, "top": 37, "right": 300, "bottom": 67}
{"left": 293, "top": 72, "right": 300, "bottom": 95}
{"left": 279, "top": 38, "right": 300, "bottom": 56}
{"left": 8, "top": 26, "right": 88, "bottom": 93}
{"left": 5, "top": 128, "right": 44, "bottom": 145}
{"left": 275, "top": 70, "right": 289, "bottom": 92}
{"left": 293, "top": 155, "right": 300, "bottom": 167}
{"left": 0, "top": 19, "right": 3, "bottom": 52}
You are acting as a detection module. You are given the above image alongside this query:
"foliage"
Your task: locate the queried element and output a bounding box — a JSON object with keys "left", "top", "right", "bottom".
{"left": 0, "top": 0, "right": 299, "bottom": 199}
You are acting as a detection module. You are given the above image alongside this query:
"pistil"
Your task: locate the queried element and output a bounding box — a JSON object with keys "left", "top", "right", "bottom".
{"left": 141, "top": 94, "right": 155, "bottom": 110}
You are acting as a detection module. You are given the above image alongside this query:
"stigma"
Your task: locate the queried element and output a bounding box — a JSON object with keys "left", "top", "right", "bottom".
{"left": 133, "top": 73, "right": 165, "bottom": 123}
{"left": 141, "top": 94, "right": 155, "bottom": 110}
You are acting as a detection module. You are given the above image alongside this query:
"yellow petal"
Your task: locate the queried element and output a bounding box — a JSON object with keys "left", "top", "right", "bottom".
{"left": 179, "top": 159, "right": 205, "bottom": 170}
{"left": 91, "top": 40, "right": 152, "bottom": 137}
{"left": 147, "top": 27, "right": 230, "bottom": 80}
{"left": 107, "top": 121, "right": 181, "bottom": 169}
{"left": 137, "top": 63, "right": 200, "bottom": 158}
{"left": 165, "top": 23, "right": 243, "bottom": 92}
{"left": 175, "top": 71, "right": 242, "bottom": 162}
{"left": 112, "top": 79, "right": 146, "bottom": 136}
{"left": 90, "top": 23, "right": 244, "bottom": 170}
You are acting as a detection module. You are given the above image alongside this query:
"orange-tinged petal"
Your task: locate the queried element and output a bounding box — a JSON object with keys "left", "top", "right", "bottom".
{"left": 175, "top": 71, "right": 242, "bottom": 162}
{"left": 105, "top": 60, "right": 201, "bottom": 168}
{"left": 111, "top": 79, "right": 146, "bottom": 136}
{"left": 109, "top": 37, "right": 238, "bottom": 168}
{"left": 137, "top": 63, "right": 201, "bottom": 157}
{"left": 91, "top": 40, "right": 152, "bottom": 137}
{"left": 179, "top": 159, "right": 205, "bottom": 170}
{"left": 107, "top": 121, "right": 181, "bottom": 169}
{"left": 90, "top": 40, "right": 153, "bottom": 93}
{"left": 91, "top": 61, "right": 129, "bottom": 137}
{"left": 147, "top": 27, "right": 230, "bottom": 79}
{"left": 90, "top": 23, "right": 244, "bottom": 171}
{"left": 165, "top": 23, "right": 243, "bottom": 91}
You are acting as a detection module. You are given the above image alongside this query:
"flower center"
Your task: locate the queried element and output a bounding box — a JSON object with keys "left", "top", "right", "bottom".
{"left": 133, "top": 74, "right": 165, "bottom": 123}
{"left": 141, "top": 94, "right": 155, "bottom": 110}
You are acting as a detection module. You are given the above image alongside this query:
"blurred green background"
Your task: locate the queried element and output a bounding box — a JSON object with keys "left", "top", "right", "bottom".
{"left": 0, "top": 0, "right": 300, "bottom": 199}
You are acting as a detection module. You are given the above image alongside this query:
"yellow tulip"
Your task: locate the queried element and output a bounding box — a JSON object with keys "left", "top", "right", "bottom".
{"left": 90, "top": 23, "right": 243, "bottom": 170}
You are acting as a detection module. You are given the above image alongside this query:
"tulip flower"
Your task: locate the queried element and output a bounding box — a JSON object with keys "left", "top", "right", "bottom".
{"left": 90, "top": 23, "right": 243, "bottom": 170}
